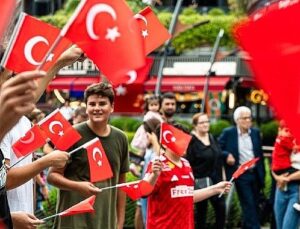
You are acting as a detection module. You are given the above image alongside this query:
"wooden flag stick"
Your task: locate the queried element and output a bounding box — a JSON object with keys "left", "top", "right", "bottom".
{"left": 100, "top": 180, "right": 140, "bottom": 191}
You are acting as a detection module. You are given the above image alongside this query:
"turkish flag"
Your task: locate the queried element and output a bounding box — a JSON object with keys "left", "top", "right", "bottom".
{"left": 160, "top": 123, "right": 192, "bottom": 156}
{"left": 134, "top": 7, "right": 171, "bottom": 55}
{"left": 61, "top": 0, "right": 145, "bottom": 85}
{"left": 12, "top": 124, "right": 47, "bottom": 158}
{"left": 119, "top": 180, "right": 153, "bottom": 200}
{"left": 60, "top": 195, "right": 96, "bottom": 217}
{"left": 82, "top": 138, "right": 113, "bottom": 183}
{"left": 234, "top": 1, "right": 300, "bottom": 145}
{"left": 2, "top": 13, "right": 71, "bottom": 73}
{"left": 232, "top": 158, "right": 260, "bottom": 179}
{"left": 39, "top": 109, "right": 81, "bottom": 151}
{"left": 0, "top": 0, "right": 16, "bottom": 40}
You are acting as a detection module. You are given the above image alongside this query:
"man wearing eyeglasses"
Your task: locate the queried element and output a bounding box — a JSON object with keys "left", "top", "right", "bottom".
{"left": 218, "top": 106, "right": 265, "bottom": 229}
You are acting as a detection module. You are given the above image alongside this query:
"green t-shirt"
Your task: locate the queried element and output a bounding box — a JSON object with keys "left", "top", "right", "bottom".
{"left": 54, "top": 122, "right": 129, "bottom": 229}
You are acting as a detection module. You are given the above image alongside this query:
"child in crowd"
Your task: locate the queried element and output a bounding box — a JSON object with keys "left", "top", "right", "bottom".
{"left": 143, "top": 123, "right": 231, "bottom": 229}
{"left": 271, "top": 120, "right": 300, "bottom": 211}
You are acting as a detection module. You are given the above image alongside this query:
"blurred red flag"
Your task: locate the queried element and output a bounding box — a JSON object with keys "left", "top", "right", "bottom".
{"left": 119, "top": 180, "right": 153, "bottom": 200}
{"left": 60, "top": 195, "right": 96, "bottom": 217}
{"left": 61, "top": 0, "right": 145, "bottom": 85}
{"left": 39, "top": 109, "right": 81, "bottom": 150}
{"left": 232, "top": 158, "right": 260, "bottom": 179}
{"left": 160, "top": 123, "right": 192, "bottom": 156}
{"left": 134, "top": 7, "right": 171, "bottom": 55}
{"left": 2, "top": 13, "right": 71, "bottom": 73}
{"left": 12, "top": 125, "right": 47, "bottom": 158}
{"left": 82, "top": 138, "right": 113, "bottom": 183}
{"left": 0, "top": 0, "right": 16, "bottom": 40}
{"left": 234, "top": 1, "right": 300, "bottom": 144}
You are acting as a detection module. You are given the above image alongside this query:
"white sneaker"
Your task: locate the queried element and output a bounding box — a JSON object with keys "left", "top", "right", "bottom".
{"left": 293, "top": 203, "right": 300, "bottom": 211}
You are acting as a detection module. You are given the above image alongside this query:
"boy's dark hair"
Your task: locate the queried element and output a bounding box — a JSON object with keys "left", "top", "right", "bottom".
{"left": 143, "top": 118, "right": 161, "bottom": 134}
{"left": 84, "top": 82, "right": 114, "bottom": 104}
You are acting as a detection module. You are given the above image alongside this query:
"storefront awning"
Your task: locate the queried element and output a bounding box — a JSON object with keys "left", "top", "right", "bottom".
{"left": 47, "top": 76, "right": 101, "bottom": 91}
{"left": 144, "top": 77, "right": 230, "bottom": 92}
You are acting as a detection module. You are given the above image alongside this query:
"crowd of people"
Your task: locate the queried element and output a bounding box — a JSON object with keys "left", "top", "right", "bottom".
{"left": 1, "top": 5, "right": 300, "bottom": 229}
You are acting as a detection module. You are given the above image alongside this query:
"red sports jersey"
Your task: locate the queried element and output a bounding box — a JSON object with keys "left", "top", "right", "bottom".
{"left": 145, "top": 154, "right": 195, "bottom": 229}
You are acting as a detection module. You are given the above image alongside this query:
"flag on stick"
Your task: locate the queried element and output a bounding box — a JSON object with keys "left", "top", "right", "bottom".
{"left": 82, "top": 138, "right": 113, "bottom": 183}
{"left": 118, "top": 180, "right": 154, "bottom": 200}
{"left": 12, "top": 124, "right": 47, "bottom": 158}
{"left": 41, "top": 195, "right": 96, "bottom": 221}
{"left": 39, "top": 109, "right": 81, "bottom": 150}
{"left": 60, "top": 0, "right": 145, "bottom": 85}
{"left": 1, "top": 13, "right": 71, "bottom": 73}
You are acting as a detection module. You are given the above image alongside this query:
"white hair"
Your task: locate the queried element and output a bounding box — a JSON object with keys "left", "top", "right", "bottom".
{"left": 233, "top": 106, "right": 251, "bottom": 123}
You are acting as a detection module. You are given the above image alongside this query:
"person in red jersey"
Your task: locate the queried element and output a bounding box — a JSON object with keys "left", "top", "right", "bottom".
{"left": 143, "top": 123, "right": 231, "bottom": 229}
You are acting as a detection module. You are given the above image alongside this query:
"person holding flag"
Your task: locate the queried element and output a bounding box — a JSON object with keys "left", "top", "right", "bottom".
{"left": 47, "top": 82, "right": 130, "bottom": 229}
{"left": 143, "top": 123, "right": 231, "bottom": 229}
{"left": 218, "top": 106, "right": 265, "bottom": 229}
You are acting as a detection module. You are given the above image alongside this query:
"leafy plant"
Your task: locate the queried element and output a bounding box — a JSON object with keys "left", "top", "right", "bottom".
{"left": 260, "top": 120, "right": 278, "bottom": 146}
{"left": 210, "top": 119, "right": 231, "bottom": 138}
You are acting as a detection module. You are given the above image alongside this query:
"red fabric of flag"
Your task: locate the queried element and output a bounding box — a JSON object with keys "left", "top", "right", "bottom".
{"left": 134, "top": 7, "right": 171, "bottom": 55}
{"left": 119, "top": 180, "right": 153, "bottom": 200}
{"left": 2, "top": 13, "right": 71, "bottom": 73}
{"left": 61, "top": 0, "right": 145, "bottom": 85}
{"left": 232, "top": 158, "right": 260, "bottom": 179}
{"left": 60, "top": 195, "right": 96, "bottom": 217}
{"left": 83, "top": 138, "right": 113, "bottom": 183}
{"left": 12, "top": 124, "right": 47, "bottom": 158}
{"left": 160, "top": 123, "right": 192, "bottom": 156}
{"left": 39, "top": 109, "right": 81, "bottom": 150}
{"left": 0, "top": 0, "right": 16, "bottom": 40}
{"left": 234, "top": 1, "right": 300, "bottom": 144}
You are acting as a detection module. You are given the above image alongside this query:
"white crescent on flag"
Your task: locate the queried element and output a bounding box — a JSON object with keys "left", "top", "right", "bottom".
{"left": 163, "top": 130, "right": 176, "bottom": 143}
{"left": 24, "top": 35, "right": 49, "bottom": 65}
{"left": 49, "top": 121, "right": 64, "bottom": 136}
{"left": 19, "top": 131, "right": 35, "bottom": 144}
{"left": 86, "top": 3, "right": 118, "bottom": 40}
{"left": 134, "top": 13, "right": 149, "bottom": 38}
{"left": 126, "top": 70, "right": 137, "bottom": 84}
{"left": 92, "top": 147, "right": 103, "bottom": 167}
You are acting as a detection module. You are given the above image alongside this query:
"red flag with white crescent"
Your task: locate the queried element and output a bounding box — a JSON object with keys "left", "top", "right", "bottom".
{"left": 232, "top": 158, "right": 260, "bottom": 179}
{"left": 119, "top": 180, "right": 153, "bottom": 200}
{"left": 1, "top": 13, "right": 71, "bottom": 73}
{"left": 134, "top": 7, "right": 171, "bottom": 55}
{"left": 160, "top": 122, "right": 192, "bottom": 156}
{"left": 12, "top": 124, "right": 47, "bottom": 158}
{"left": 82, "top": 138, "right": 113, "bottom": 183}
{"left": 60, "top": 0, "right": 145, "bottom": 85}
{"left": 60, "top": 195, "right": 96, "bottom": 217}
{"left": 39, "top": 109, "right": 81, "bottom": 151}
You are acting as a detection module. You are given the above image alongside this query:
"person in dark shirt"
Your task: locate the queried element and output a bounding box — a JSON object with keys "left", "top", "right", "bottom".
{"left": 186, "top": 113, "right": 225, "bottom": 229}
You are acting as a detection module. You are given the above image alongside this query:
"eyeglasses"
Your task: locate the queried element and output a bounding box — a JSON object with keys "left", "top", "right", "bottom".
{"left": 197, "top": 120, "right": 210, "bottom": 125}
{"left": 239, "top": 116, "right": 252, "bottom": 120}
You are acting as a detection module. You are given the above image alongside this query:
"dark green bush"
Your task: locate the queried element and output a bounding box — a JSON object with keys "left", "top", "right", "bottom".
{"left": 260, "top": 120, "right": 278, "bottom": 146}
{"left": 110, "top": 117, "right": 142, "bottom": 132}
{"left": 208, "top": 8, "right": 226, "bottom": 16}
{"left": 210, "top": 119, "right": 231, "bottom": 138}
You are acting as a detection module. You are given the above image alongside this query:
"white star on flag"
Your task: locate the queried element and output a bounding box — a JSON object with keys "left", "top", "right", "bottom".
{"left": 46, "top": 53, "right": 54, "bottom": 62}
{"left": 115, "top": 85, "right": 127, "bottom": 96}
{"left": 105, "top": 26, "right": 120, "bottom": 42}
{"left": 141, "top": 29, "right": 148, "bottom": 38}
{"left": 58, "top": 131, "right": 64, "bottom": 136}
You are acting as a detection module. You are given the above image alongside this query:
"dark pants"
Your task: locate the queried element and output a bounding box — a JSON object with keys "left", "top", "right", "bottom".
{"left": 194, "top": 194, "right": 225, "bottom": 229}
{"left": 235, "top": 171, "right": 261, "bottom": 229}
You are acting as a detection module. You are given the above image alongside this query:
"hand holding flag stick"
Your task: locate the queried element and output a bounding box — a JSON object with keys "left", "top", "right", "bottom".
{"left": 218, "top": 157, "right": 260, "bottom": 198}
{"left": 41, "top": 195, "right": 96, "bottom": 221}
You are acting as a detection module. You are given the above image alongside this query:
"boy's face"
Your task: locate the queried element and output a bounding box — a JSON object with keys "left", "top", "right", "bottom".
{"left": 86, "top": 94, "right": 113, "bottom": 124}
